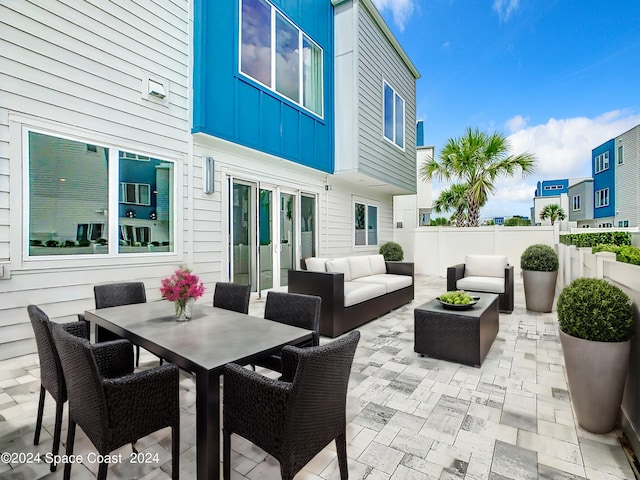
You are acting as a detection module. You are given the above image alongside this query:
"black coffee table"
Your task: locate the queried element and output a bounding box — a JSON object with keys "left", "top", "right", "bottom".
{"left": 414, "top": 293, "right": 499, "bottom": 367}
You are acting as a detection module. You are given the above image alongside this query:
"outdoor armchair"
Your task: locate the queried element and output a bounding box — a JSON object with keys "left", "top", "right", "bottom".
{"left": 253, "top": 291, "right": 321, "bottom": 373}
{"left": 447, "top": 254, "right": 514, "bottom": 313}
{"left": 213, "top": 282, "right": 251, "bottom": 314}
{"left": 223, "top": 330, "right": 360, "bottom": 480}
{"left": 52, "top": 325, "right": 180, "bottom": 480}
{"left": 27, "top": 305, "right": 88, "bottom": 472}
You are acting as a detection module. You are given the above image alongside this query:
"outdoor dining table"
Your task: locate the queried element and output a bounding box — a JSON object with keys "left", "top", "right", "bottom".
{"left": 84, "top": 300, "right": 314, "bottom": 480}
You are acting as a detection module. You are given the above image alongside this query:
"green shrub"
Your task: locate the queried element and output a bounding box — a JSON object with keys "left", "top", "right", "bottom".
{"left": 591, "top": 244, "right": 640, "bottom": 266}
{"left": 78, "top": 239, "right": 91, "bottom": 247}
{"left": 45, "top": 240, "right": 59, "bottom": 247}
{"left": 557, "top": 278, "right": 634, "bottom": 342}
{"left": 559, "top": 231, "right": 631, "bottom": 247}
{"left": 379, "top": 241, "right": 404, "bottom": 261}
{"left": 520, "top": 244, "right": 559, "bottom": 271}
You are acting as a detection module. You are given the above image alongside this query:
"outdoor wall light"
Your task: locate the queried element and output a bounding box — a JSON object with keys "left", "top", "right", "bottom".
{"left": 204, "top": 156, "right": 215, "bottom": 194}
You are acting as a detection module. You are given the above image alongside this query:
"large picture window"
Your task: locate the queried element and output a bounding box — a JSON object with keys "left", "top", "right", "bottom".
{"left": 594, "top": 152, "right": 609, "bottom": 173}
{"left": 595, "top": 188, "right": 609, "bottom": 208}
{"left": 354, "top": 201, "right": 378, "bottom": 246}
{"left": 27, "top": 130, "right": 175, "bottom": 257}
{"left": 383, "top": 81, "right": 404, "bottom": 149}
{"left": 240, "top": 0, "right": 323, "bottom": 117}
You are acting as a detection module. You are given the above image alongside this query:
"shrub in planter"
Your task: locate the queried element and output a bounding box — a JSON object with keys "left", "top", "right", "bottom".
{"left": 379, "top": 241, "right": 403, "bottom": 261}
{"left": 556, "top": 277, "right": 634, "bottom": 433}
{"left": 521, "top": 244, "right": 558, "bottom": 312}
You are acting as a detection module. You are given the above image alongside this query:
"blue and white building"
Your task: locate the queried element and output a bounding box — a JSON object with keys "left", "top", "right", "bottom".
{"left": 0, "top": 0, "right": 420, "bottom": 357}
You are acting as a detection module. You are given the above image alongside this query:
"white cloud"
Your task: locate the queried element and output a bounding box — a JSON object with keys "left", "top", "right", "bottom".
{"left": 505, "top": 115, "right": 528, "bottom": 133}
{"left": 492, "top": 0, "right": 520, "bottom": 22}
{"left": 371, "top": 0, "right": 415, "bottom": 31}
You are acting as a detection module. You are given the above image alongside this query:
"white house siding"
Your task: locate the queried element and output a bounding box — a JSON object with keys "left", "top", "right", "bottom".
{"left": 616, "top": 126, "right": 640, "bottom": 227}
{"left": 0, "top": 0, "right": 190, "bottom": 359}
{"left": 356, "top": 1, "right": 417, "bottom": 193}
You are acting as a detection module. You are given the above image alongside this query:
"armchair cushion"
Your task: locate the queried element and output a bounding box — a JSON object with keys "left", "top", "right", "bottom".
{"left": 457, "top": 276, "right": 505, "bottom": 294}
{"left": 464, "top": 255, "right": 508, "bottom": 278}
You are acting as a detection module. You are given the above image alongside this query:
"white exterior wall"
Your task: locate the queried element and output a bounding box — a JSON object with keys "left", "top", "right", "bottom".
{"left": 616, "top": 126, "right": 640, "bottom": 227}
{"left": 533, "top": 193, "right": 570, "bottom": 230}
{"left": 0, "top": 0, "right": 190, "bottom": 359}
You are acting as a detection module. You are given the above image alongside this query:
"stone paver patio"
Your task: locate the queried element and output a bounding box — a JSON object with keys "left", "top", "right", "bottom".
{"left": 0, "top": 275, "right": 635, "bottom": 479}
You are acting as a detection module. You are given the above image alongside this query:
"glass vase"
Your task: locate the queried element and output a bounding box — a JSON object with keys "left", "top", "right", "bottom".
{"left": 175, "top": 298, "right": 194, "bottom": 321}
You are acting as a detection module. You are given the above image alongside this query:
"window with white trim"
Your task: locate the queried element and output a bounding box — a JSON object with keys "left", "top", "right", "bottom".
{"left": 354, "top": 201, "right": 378, "bottom": 246}
{"left": 594, "top": 151, "right": 609, "bottom": 173}
{"left": 26, "top": 130, "right": 175, "bottom": 256}
{"left": 618, "top": 145, "right": 624, "bottom": 165}
{"left": 383, "top": 81, "right": 405, "bottom": 149}
{"left": 572, "top": 195, "right": 581, "bottom": 211}
{"left": 544, "top": 185, "right": 563, "bottom": 191}
{"left": 618, "top": 220, "right": 629, "bottom": 227}
{"left": 239, "top": 0, "right": 323, "bottom": 117}
{"left": 595, "top": 188, "right": 609, "bottom": 208}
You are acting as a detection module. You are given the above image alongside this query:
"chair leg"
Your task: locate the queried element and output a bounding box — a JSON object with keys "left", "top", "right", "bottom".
{"left": 172, "top": 424, "right": 180, "bottom": 480}
{"left": 34, "top": 385, "right": 45, "bottom": 445}
{"left": 336, "top": 433, "right": 349, "bottom": 480}
{"left": 63, "top": 420, "right": 76, "bottom": 480}
{"left": 97, "top": 462, "right": 109, "bottom": 480}
{"left": 223, "top": 430, "right": 231, "bottom": 480}
{"left": 50, "top": 399, "right": 64, "bottom": 472}
{"left": 135, "top": 346, "right": 140, "bottom": 367}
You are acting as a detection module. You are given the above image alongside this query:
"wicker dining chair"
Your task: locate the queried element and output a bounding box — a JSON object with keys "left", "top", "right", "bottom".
{"left": 93, "top": 282, "right": 147, "bottom": 365}
{"left": 52, "top": 325, "right": 180, "bottom": 480}
{"left": 253, "top": 291, "right": 321, "bottom": 373}
{"left": 213, "top": 282, "right": 251, "bottom": 314}
{"left": 27, "top": 305, "right": 88, "bottom": 472}
{"left": 223, "top": 330, "right": 360, "bottom": 480}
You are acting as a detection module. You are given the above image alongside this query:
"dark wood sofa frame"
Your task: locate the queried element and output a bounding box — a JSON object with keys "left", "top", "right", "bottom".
{"left": 446, "top": 263, "right": 514, "bottom": 313}
{"left": 288, "top": 261, "right": 414, "bottom": 338}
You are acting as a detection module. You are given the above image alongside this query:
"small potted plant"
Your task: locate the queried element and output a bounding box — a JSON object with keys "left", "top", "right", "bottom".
{"left": 160, "top": 267, "right": 206, "bottom": 321}
{"left": 379, "top": 241, "right": 403, "bottom": 261}
{"left": 557, "top": 277, "right": 634, "bottom": 433}
{"left": 521, "top": 244, "right": 558, "bottom": 312}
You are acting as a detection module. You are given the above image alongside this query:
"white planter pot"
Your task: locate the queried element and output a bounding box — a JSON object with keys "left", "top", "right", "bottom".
{"left": 523, "top": 270, "right": 557, "bottom": 312}
{"left": 559, "top": 330, "right": 631, "bottom": 433}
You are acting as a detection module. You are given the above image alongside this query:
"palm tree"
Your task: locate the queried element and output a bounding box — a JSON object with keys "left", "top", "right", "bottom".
{"left": 421, "top": 127, "right": 536, "bottom": 227}
{"left": 432, "top": 183, "right": 469, "bottom": 227}
{"left": 539, "top": 204, "right": 566, "bottom": 225}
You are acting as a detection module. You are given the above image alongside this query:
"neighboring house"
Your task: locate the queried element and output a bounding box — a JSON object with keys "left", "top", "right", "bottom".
{"left": 568, "top": 178, "right": 594, "bottom": 227}
{"left": 592, "top": 139, "right": 616, "bottom": 227}
{"left": 531, "top": 179, "right": 570, "bottom": 226}
{"left": 614, "top": 125, "right": 640, "bottom": 228}
{"left": 0, "top": 0, "right": 419, "bottom": 358}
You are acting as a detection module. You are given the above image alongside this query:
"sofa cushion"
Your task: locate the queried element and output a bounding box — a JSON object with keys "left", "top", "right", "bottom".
{"left": 343, "top": 281, "right": 386, "bottom": 307}
{"left": 326, "top": 257, "right": 352, "bottom": 281}
{"left": 353, "top": 274, "right": 412, "bottom": 293}
{"left": 348, "top": 256, "right": 372, "bottom": 280}
{"left": 464, "top": 255, "right": 507, "bottom": 278}
{"left": 305, "top": 257, "right": 328, "bottom": 272}
{"left": 369, "top": 254, "right": 387, "bottom": 275}
{"left": 457, "top": 276, "right": 505, "bottom": 294}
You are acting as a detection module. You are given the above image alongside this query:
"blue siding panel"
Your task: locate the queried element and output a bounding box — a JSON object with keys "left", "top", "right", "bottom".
{"left": 592, "top": 139, "right": 616, "bottom": 219}
{"left": 193, "top": 0, "right": 334, "bottom": 173}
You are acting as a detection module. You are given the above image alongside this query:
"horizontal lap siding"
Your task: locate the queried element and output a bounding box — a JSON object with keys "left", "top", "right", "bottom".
{"left": 357, "top": 5, "right": 416, "bottom": 193}
{"left": 616, "top": 127, "right": 640, "bottom": 227}
{"left": 0, "top": 0, "right": 190, "bottom": 358}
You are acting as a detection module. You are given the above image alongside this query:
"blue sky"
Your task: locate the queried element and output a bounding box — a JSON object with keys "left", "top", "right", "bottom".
{"left": 372, "top": 0, "right": 640, "bottom": 219}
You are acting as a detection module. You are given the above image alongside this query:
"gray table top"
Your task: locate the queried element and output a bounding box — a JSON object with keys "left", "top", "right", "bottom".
{"left": 415, "top": 293, "right": 499, "bottom": 318}
{"left": 84, "top": 300, "right": 313, "bottom": 373}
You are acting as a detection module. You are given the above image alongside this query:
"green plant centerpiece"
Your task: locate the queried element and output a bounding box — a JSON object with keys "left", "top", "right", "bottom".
{"left": 521, "top": 244, "right": 558, "bottom": 312}
{"left": 379, "top": 241, "right": 403, "bottom": 261}
{"left": 556, "top": 277, "right": 634, "bottom": 433}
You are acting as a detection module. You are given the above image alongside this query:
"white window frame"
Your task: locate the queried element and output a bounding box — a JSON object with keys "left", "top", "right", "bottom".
{"left": 120, "top": 182, "right": 151, "bottom": 206}
{"left": 618, "top": 145, "right": 624, "bottom": 165}
{"left": 572, "top": 195, "right": 581, "bottom": 211}
{"left": 382, "top": 80, "right": 405, "bottom": 150}
{"left": 595, "top": 151, "right": 610, "bottom": 173}
{"left": 23, "top": 127, "right": 178, "bottom": 261}
{"left": 354, "top": 199, "right": 379, "bottom": 247}
{"left": 595, "top": 188, "right": 609, "bottom": 208}
{"left": 238, "top": 0, "right": 324, "bottom": 118}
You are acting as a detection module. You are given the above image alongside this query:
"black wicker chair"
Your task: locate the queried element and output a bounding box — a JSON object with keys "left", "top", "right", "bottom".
{"left": 213, "top": 282, "right": 251, "bottom": 314}
{"left": 52, "top": 325, "right": 180, "bottom": 480}
{"left": 223, "top": 330, "right": 360, "bottom": 480}
{"left": 94, "top": 282, "right": 147, "bottom": 365}
{"left": 27, "top": 305, "right": 88, "bottom": 472}
{"left": 253, "top": 291, "right": 321, "bottom": 373}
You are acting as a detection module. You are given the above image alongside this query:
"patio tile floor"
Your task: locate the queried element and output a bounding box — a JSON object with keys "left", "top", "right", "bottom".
{"left": 0, "top": 275, "right": 636, "bottom": 479}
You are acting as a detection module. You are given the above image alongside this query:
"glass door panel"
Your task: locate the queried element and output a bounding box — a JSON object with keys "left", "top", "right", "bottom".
{"left": 300, "top": 194, "right": 315, "bottom": 259}
{"left": 231, "top": 182, "right": 254, "bottom": 286}
{"left": 279, "top": 192, "right": 296, "bottom": 286}
{"left": 259, "top": 188, "right": 273, "bottom": 290}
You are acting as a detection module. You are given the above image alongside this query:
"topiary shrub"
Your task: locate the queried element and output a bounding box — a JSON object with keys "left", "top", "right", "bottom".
{"left": 379, "top": 241, "right": 403, "bottom": 261}
{"left": 557, "top": 278, "right": 634, "bottom": 342}
{"left": 520, "top": 244, "right": 559, "bottom": 271}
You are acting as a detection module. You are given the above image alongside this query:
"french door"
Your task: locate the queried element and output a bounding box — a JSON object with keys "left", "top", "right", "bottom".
{"left": 229, "top": 178, "right": 316, "bottom": 295}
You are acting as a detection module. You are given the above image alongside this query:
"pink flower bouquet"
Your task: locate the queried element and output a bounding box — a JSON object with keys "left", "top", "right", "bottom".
{"left": 160, "top": 267, "right": 205, "bottom": 319}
